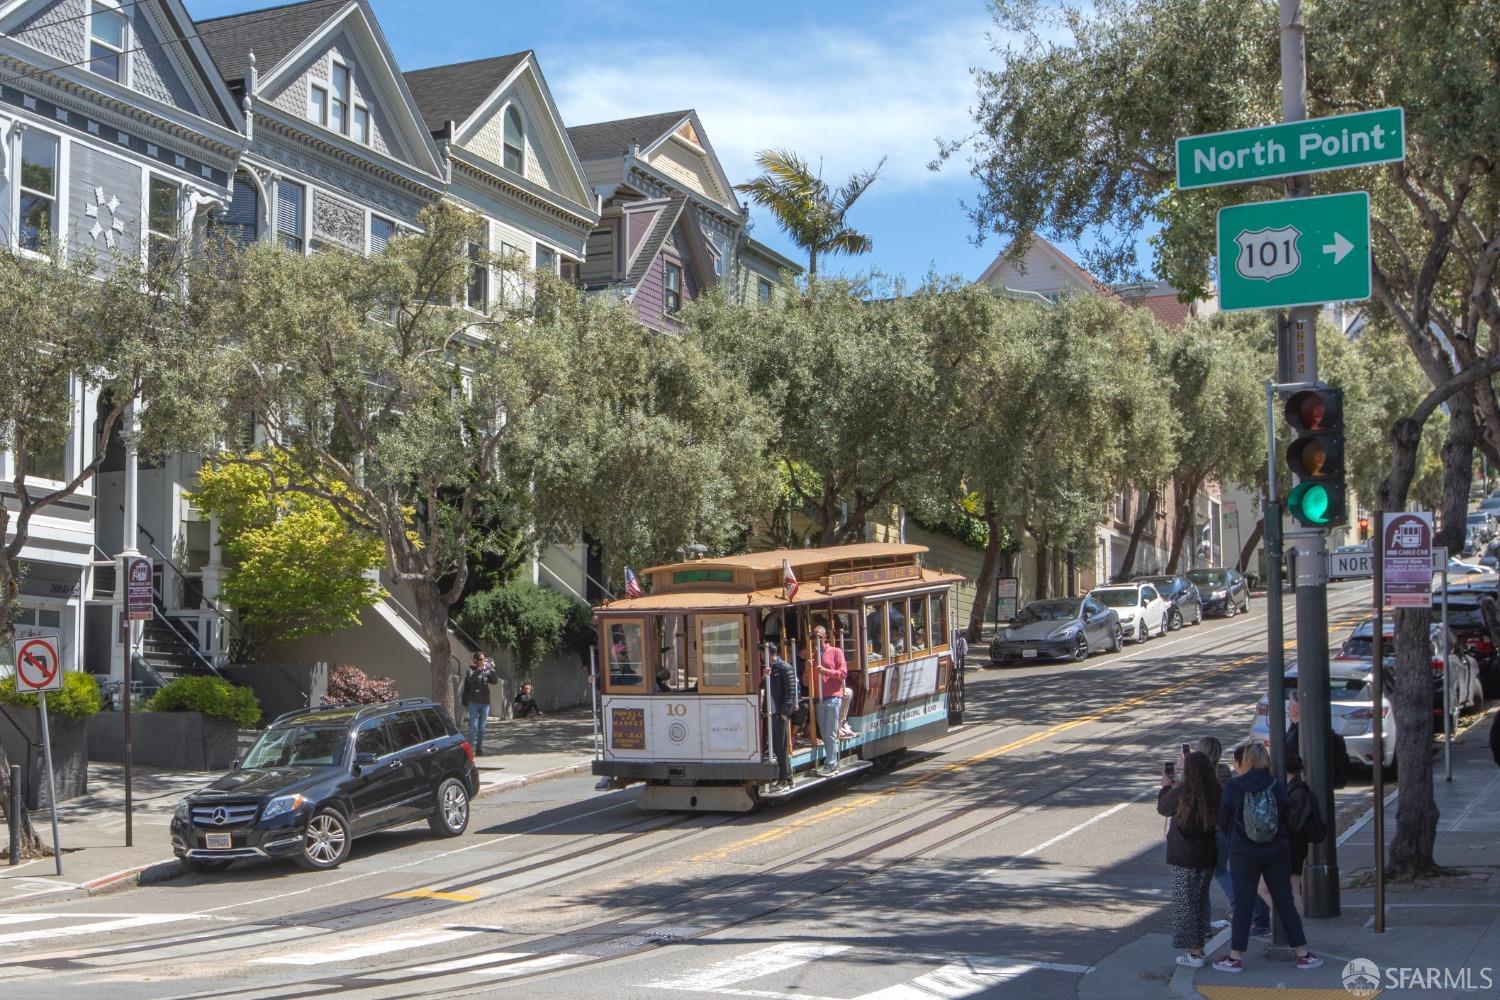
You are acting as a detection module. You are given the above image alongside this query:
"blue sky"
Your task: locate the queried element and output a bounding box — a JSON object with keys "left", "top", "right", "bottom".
{"left": 189, "top": 0, "right": 1029, "bottom": 283}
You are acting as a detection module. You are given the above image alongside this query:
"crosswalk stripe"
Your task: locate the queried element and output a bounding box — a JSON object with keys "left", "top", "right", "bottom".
{"left": 402, "top": 951, "right": 532, "bottom": 974}
{"left": 0, "top": 914, "right": 205, "bottom": 947}
{"left": 647, "top": 942, "right": 852, "bottom": 992}
{"left": 251, "top": 928, "right": 476, "bottom": 965}
{"left": 854, "top": 960, "right": 1035, "bottom": 999}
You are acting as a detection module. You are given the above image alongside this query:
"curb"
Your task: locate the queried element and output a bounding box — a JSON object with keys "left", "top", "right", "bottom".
{"left": 475, "top": 760, "right": 593, "bottom": 800}
{"left": 2, "top": 759, "right": 594, "bottom": 906}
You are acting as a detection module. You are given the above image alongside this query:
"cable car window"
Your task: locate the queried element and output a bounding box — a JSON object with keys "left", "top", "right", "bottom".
{"left": 834, "top": 611, "right": 857, "bottom": 661}
{"left": 909, "top": 594, "right": 930, "bottom": 651}
{"left": 887, "top": 600, "right": 908, "bottom": 658}
{"left": 866, "top": 603, "right": 886, "bottom": 663}
{"left": 608, "top": 621, "right": 645, "bottom": 688}
{"left": 699, "top": 615, "right": 745, "bottom": 692}
{"left": 931, "top": 591, "right": 950, "bottom": 648}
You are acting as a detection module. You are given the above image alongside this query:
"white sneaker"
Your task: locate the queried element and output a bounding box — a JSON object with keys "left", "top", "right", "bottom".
{"left": 1176, "top": 954, "right": 1205, "bottom": 968}
{"left": 1210, "top": 919, "right": 1230, "bottom": 931}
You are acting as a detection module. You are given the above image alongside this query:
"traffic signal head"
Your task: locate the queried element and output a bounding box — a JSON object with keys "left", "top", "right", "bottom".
{"left": 1284, "top": 385, "right": 1346, "bottom": 528}
{"left": 1359, "top": 515, "right": 1370, "bottom": 541}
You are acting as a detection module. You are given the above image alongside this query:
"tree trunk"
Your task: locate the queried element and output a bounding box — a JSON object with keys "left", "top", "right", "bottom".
{"left": 966, "top": 502, "right": 1003, "bottom": 641}
{"left": 1388, "top": 606, "right": 1442, "bottom": 878}
{"left": 1166, "top": 479, "right": 1198, "bottom": 573}
{"left": 1236, "top": 516, "right": 1264, "bottom": 575}
{"left": 1035, "top": 538, "right": 1050, "bottom": 600}
{"left": 0, "top": 743, "right": 45, "bottom": 860}
{"left": 1116, "top": 488, "right": 1158, "bottom": 582}
{"left": 411, "top": 581, "right": 458, "bottom": 715}
{"left": 1437, "top": 402, "right": 1476, "bottom": 555}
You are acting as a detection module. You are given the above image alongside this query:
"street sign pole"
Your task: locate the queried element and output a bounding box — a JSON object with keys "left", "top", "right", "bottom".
{"left": 36, "top": 691, "right": 62, "bottom": 876}
{"left": 1266, "top": 380, "right": 1286, "bottom": 781}
{"left": 1371, "top": 519, "right": 1386, "bottom": 933}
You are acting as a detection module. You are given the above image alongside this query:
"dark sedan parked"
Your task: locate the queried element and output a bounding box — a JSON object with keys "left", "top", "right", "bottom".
{"left": 1187, "top": 567, "right": 1251, "bottom": 617}
{"left": 1444, "top": 584, "right": 1500, "bottom": 696}
{"left": 990, "top": 596, "right": 1121, "bottom": 664}
{"left": 1136, "top": 574, "right": 1203, "bottom": 630}
{"left": 171, "top": 699, "right": 478, "bottom": 873}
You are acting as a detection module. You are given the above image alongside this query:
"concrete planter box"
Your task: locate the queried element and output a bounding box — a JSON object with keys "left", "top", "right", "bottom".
{"left": 0, "top": 707, "right": 90, "bottom": 810}
{"left": 89, "top": 711, "right": 240, "bottom": 771}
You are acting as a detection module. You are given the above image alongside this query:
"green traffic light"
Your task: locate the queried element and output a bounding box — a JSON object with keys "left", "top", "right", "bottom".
{"left": 1289, "top": 482, "right": 1332, "bottom": 526}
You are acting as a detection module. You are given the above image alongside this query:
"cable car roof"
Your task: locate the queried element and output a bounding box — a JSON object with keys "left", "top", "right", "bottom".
{"left": 640, "top": 542, "right": 929, "bottom": 576}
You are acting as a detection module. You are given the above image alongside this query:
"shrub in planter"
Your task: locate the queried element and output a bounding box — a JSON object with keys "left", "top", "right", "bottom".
{"left": 145, "top": 676, "right": 261, "bottom": 728}
{"left": 322, "top": 664, "right": 399, "bottom": 705}
{"left": 0, "top": 670, "right": 103, "bottom": 719}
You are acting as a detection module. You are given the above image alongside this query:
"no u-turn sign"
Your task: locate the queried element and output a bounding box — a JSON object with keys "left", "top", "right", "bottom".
{"left": 15, "top": 634, "right": 62, "bottom": 693}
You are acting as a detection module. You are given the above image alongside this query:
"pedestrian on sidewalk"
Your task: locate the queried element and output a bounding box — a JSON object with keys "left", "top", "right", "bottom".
{"left": 763, "top": 641, "right": 799, "bottom": 790}
{"left": 1157, "top": 749, "right": 1221, "bottom": 968}
{"left": 812, "top": 625, "right": 846, "bottom": 776}
{"left": 1213, "top": 742, "right": 1322, "bottom": 974}
{"left": 1284, "top": 754, "right": 1328, "bottom": 915}
{"left": 1196, "top": 737, "right": 1267, "bottom": 933}
{"left": 513, "top": 682, "right": 543, "bottom": 719}
{"left": 460, "top": 653, "right": 499, "bottom": 755}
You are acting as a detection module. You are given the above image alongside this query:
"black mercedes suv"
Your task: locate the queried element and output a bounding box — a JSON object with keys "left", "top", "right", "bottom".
{"left": 171, "top": 699, "right": 479, "bottom": 873}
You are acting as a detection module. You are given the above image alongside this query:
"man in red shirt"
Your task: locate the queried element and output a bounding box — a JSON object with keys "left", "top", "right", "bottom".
{"left": 813, "top": 625, "right": 847, "bottom": 775}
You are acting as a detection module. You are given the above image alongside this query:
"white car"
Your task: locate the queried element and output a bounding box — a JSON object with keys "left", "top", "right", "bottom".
{"left": 1088, "top": 583, "right": 1168, "bottom": 643}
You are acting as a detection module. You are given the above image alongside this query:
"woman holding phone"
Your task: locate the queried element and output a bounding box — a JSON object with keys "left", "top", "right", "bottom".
{"left": 1157, "top": 750, "right": 1221, "bottom": 967}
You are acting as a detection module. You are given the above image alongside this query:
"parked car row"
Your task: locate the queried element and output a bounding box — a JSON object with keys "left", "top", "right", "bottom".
{"left": 1248, "top": 617, "right": 1485, "bottom": 771}
{"left": 988, "top": 566, "right": 1247, "bottom": 665}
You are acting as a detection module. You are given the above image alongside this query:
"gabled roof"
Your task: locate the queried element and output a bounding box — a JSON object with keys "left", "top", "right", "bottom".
{"left": 977, "top": 234, "right": 1118, "bottom": 300}
{"left": 198, "top": 0, "right": 444, "bottom": 183}
{"left": 624, "top": 194, "right": 688, "bottom": 289}
{"left": 566, "top": 110, "right": 692, "bottom": 162}
{"left": 198, "top": 0, "right": 348, "bottom": 88}
{"left": 403, "top": 52, "right": 531, "bottom": 133}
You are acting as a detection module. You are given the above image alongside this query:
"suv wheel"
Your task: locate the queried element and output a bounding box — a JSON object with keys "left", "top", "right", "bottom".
{"left": 296, "top": 807, "right": 351, "bottom": 871}
{"left": 429, "top": 777, "right": 470, "bottom": 838}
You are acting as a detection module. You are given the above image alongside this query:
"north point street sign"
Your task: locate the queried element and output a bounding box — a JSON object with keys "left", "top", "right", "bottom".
{"left": 1176, "top": 107, "right": 1404, "bottom": 189}
{"left": 1216, "top": 192, "right": 1371, "bottom": 311}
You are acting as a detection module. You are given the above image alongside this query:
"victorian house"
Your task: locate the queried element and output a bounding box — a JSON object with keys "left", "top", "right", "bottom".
{"left": 1, "top": 0, "right": 244, "bottom": 681}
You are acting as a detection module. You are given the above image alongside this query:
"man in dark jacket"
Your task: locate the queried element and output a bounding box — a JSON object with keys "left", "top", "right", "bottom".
{"left": 460, "top": 653, "right": 499, "bottom": 755}
{"left": 763, "top": 643, "right": 799, "bottom": 789}
{"left": 1287, "top": 693, "right": 1350, "bottom": 789}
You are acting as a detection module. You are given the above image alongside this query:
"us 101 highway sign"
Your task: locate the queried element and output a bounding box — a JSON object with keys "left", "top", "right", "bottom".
{"left": 1216, "top": 192, "right": 1371, "bottom": 311}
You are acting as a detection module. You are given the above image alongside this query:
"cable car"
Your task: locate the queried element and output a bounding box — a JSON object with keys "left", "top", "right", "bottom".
{"left": 590, "top": 543, "right": 964, "bottom": 811}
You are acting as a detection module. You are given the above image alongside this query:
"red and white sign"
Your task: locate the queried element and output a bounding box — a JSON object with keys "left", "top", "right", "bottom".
{"left": 15, "top": 634, "right": 62, "bottom": 693}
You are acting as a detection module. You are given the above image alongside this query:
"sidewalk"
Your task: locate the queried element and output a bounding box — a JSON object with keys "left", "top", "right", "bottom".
{"left": 0, "top": 703, "right": 598, "bottom": 907}
{"left": 1179, "top": 708, "right": 1500, "bottom": 998}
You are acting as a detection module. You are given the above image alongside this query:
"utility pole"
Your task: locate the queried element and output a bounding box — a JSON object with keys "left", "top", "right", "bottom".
{"left": 1281, "top": 0, "right": 1339, "bottom": 919}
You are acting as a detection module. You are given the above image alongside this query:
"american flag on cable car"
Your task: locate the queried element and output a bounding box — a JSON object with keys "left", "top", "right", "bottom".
{"left": 781, "top": 558, "right": 798, "bottom": 601}
{"left": 624, "top": 567, "right": 644, "bottom": 598}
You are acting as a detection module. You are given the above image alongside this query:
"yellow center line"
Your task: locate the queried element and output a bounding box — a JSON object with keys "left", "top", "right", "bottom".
{"left": 692, "top": 605, "right": 1370, "bottom": 863}
{"left": 385, "top": 888, "right": 481, "bottom": 903}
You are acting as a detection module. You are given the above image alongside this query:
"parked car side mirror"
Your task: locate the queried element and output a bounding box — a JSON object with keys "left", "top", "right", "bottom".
{"left": 353, "top": 751, "right": 377, "bottom": 772}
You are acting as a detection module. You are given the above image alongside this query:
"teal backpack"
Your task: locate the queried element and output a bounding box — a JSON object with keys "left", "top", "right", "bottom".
{"left": 1242, "top": 785, "right": 1280, "bottom": 843}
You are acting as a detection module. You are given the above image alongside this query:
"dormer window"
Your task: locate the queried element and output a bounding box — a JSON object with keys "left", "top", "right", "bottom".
{"left": 353, "top": 106, "right": 370, "bottom": 145}
{"left": 309, "top": 85, "right": 328, "bottom": 125}
{"left": 503, "top": 106, "right": 524, "bottom": 173}
{"left": 88, "top": 2, "right": 127, "bottom": 83}
{"left": 309, "top": 60, "right": 371, "bottom": 145}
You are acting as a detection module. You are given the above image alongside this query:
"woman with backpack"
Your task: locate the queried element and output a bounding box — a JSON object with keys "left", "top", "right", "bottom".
{"left": 1157, "top": 750, "right": 1221, "bottom": 967}
{"left": 1213, "top": 742, "right": 1323, "bottom": 973}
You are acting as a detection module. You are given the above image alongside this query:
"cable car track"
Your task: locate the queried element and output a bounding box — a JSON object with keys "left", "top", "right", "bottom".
{"left": 155, "top": 604, "right": 1356, "bottom": 1000}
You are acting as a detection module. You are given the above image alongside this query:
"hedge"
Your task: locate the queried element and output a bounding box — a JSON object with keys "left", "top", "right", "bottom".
{"left": 0, "top": 670, "right": 103, "bottom": 720}
{"left": 145, "top": 675, "right": 262, "bottom": 728}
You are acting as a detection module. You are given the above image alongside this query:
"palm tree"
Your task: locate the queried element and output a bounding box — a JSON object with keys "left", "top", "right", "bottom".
{"left": 735, "top": 149, "right": 885, "bottom": 284}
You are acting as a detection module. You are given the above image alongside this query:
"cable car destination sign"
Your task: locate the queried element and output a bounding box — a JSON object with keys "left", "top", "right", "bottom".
{"left": 1176, "top": 107, "right": 1404, "bottom": 189}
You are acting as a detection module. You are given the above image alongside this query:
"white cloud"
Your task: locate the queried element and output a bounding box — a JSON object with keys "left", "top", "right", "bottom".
{"left": 545, "top": 11, "right": 994, "bottom": 191}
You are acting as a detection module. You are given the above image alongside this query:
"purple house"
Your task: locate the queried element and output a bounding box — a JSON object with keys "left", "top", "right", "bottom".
{"left": 568, "top": 110, "right": 791, "bottom": 329}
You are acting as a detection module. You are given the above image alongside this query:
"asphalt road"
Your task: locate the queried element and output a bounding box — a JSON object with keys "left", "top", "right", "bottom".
{"left": 0, "top": 582, "right": 1379, "bottom": 1000}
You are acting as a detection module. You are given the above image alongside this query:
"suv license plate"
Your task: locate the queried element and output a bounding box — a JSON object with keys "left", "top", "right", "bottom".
{"left": 1021, "top": 649, "right": 1038, "bottom": 658}
{"left": 205, "top": 833, "right": 231, "bottom": 850}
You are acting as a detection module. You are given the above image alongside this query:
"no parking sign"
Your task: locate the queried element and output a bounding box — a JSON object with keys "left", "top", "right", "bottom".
{"left": 15, "top": 634, "right": 62, "bottom": 693}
